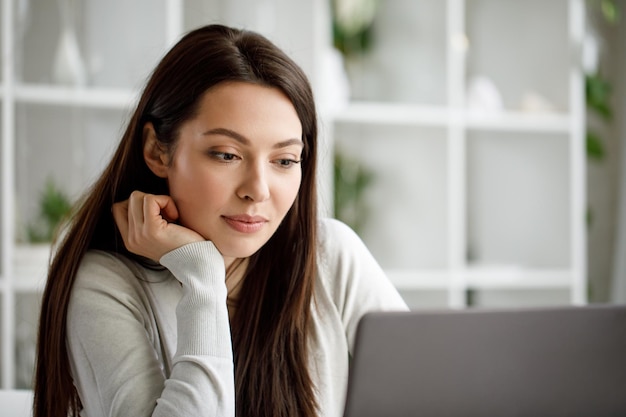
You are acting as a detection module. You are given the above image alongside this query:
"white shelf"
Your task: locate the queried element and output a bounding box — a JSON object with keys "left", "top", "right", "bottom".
{"left": 13, "top": 84, "right": 138, "bottom": 110}
{"left": 334, "top": 102, "right": 449, "bottom": 127}
{"left": 388, "top": 270, "right": 452, "bottom": 290}
{"left": 464, "top": 110, "right": 571, "bottom": 133}
{"left": 389, "top": 267, "right": 573, "bottom": 291}
{"left": 464, "top": 267, "right": 572, "bottom": 289}
{"left": 333, "top": 102, "right": 571, "bottom": 133}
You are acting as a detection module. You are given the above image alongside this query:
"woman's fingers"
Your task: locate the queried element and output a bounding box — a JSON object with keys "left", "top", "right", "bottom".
{"left": 112, "top": 191, "right": 204, "bottom": 261}
{"left": 150, "top": 194, "right": 179, "bottom": 223}
{"left": 127, "top": 190, "right": 146, "bottom": 230}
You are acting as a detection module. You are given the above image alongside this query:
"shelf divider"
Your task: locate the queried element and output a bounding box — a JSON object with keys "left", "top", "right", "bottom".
{"left": 14, "top": 84, "right": 137, "bottom": 109}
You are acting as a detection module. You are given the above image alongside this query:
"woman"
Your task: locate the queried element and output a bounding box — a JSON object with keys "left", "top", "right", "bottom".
{"left": 34, "top": 24, "right": 407, "bottom": 417}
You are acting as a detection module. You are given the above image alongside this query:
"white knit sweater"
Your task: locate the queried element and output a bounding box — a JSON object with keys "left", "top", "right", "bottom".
{"left": 67, "top": 218, "right": 408, "bottom": 416}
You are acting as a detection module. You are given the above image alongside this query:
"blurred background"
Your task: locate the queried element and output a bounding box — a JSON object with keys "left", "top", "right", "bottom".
{"left": 0, "top": 0, "right": 624, "bottom": 389}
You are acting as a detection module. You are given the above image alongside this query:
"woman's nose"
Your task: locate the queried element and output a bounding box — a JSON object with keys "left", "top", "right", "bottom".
{"left": 236, "top": 162, "right": 270, "bottom": 202}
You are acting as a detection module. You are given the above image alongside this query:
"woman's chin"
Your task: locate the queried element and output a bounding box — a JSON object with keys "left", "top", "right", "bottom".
{"left": 215, "top": 243, "right": 263, "bottom": 262}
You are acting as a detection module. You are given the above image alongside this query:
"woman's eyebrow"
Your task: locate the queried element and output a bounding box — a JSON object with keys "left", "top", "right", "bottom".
{"left": 203, "top": 127, "right": 250, "bottom": 145}
{"left": 273, "top": 138, "right": 304, "bottom": 149}
{"left": 203, "top": 127, "right": 303, "bottom": 149}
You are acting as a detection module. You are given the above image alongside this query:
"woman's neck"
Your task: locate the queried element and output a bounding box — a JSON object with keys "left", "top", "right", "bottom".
{"left": 225, "top": 258, "right": 247, "bottom": 318}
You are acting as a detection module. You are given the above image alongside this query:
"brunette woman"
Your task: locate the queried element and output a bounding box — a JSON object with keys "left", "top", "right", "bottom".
{"left": 34, "top": 24, "right": 407, "bottom": 417}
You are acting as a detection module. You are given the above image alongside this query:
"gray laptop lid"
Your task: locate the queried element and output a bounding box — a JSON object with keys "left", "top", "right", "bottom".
{"left": 343, "top": 305, "right": 626, "bottom": 417}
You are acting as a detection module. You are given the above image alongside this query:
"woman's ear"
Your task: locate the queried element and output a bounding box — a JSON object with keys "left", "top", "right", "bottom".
{"left": 143, "top": 122, "right": 170, "bottom": 178}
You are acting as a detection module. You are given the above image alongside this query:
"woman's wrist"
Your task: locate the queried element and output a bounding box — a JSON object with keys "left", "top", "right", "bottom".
{"left": 160, "top": 240, "right": 226, "bottom": 289}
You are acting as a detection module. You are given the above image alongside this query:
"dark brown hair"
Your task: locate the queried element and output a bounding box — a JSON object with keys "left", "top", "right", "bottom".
{"left": 34, "top": 24, "right": 318, "bottom": 417}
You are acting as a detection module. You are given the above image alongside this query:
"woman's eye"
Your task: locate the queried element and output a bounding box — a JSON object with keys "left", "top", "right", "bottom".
{"left": 209, "top": 151, "right": 239, "bottom": 162}
{"left": 274, "top": 159, "right": 302, "bottom": 169}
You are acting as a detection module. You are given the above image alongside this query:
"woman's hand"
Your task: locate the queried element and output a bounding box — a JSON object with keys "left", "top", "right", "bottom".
{"left": 112, "top": 191, "right": 205, "bottom": 262}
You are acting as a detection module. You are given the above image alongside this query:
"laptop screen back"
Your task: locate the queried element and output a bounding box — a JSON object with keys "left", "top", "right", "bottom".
{"left": 343, "top": 305, "right": 626, "bottom": 417}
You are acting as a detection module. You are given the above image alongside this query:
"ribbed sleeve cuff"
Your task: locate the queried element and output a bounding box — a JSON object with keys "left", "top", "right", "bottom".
{"left": 159, "top": 241, "right": 232, "bottom": 358}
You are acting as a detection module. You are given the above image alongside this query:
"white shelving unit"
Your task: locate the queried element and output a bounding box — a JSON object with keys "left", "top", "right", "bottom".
{"left": 0, "top": 0, "right": 186, "bottom": 391}
{"left": 331, "top": 0, "right": 586, "bottom": 309}
{"left": 0, "top": 0, "right": 325, "bottom": 390}
{"left": 0, "top": 0, "right": 587, "bottom": 390}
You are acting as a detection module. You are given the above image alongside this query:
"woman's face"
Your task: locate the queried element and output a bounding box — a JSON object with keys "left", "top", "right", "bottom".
{"left": 162, "top": 82, "right": 303, "bottom": 263}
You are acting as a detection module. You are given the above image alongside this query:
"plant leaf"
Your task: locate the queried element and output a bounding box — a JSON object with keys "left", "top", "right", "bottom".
{"left": 586, "top": 74, "right": 613, "bottom": 121}
{"left": 586, "top": 131, "right": 605, "bottom": 161}
{"left": 601, "top": 0, "right": 620, "bottom": 24}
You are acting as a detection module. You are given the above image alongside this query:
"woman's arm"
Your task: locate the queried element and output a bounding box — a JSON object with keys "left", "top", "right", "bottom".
{"left": 159, "top": 241, "right": 235, "bottom": 415}
{"left": 67, "top": 244, "right": 235, "bottom": 416}
{"left": 66, "top": 191, "right": 235, "bottom": 416}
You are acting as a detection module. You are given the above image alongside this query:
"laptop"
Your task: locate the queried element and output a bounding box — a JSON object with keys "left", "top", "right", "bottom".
{"left": 343, "top": 305, "right": 626, "bottom": 417}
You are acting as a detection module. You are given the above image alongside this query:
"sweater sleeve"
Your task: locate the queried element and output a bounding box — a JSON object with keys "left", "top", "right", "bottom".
{"left": 66, "top": 241, "right": 234, "bottom": 417}
{"left": 318, "top": 218, "right": 409, "bottom": 352}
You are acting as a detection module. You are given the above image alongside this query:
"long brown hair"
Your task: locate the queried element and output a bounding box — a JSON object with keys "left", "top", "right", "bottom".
{"left": 34, "top": 24, "right": 318, "bottom": 417}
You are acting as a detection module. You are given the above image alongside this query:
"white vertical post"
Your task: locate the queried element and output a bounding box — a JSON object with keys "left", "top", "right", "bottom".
{"left": 569, "top": 0, "right": 587, "bottom": 305}
{"left": 165, "top": 0, "right": 184, "bottom": 46}
{"left": 2, "top": 0, "right": 17, "bottom": 389}
{"left": 312, "top": 0, "right": 335, "bottom": 218}
{"left": 447, "top": 0, "right": 467, "bottom": 308}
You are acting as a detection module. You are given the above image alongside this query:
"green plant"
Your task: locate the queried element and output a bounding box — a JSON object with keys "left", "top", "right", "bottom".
{"left": 334, "top": 151, "right": 374, "bottom": 234}
{"left": 586, "top": 73, "right": 613, "bottom": 161}
{"left": 27, "top": 178, "right": 73, "bottom": 243}
{"left": 586, "top": 0, "right": 620, "bottom": 162}
{"left": 599, "top": 0, "right": 620, "bottom": 23}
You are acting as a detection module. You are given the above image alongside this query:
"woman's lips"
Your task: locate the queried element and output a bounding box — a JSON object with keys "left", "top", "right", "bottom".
{"left": 222, "top": 215, "right": 268, "bottom": 233}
